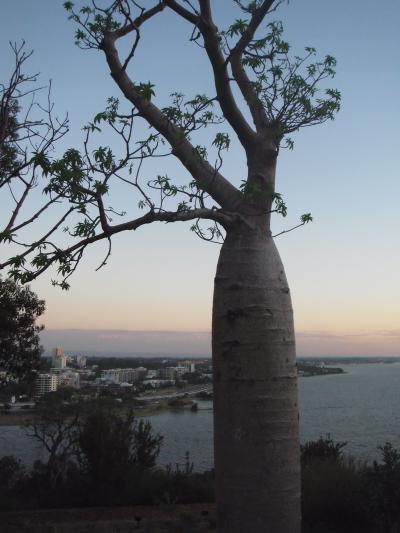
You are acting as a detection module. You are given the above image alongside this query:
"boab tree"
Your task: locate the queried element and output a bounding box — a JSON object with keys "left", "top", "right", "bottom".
{"left": 0, "top": 2, "right": 340, "bottom": 531}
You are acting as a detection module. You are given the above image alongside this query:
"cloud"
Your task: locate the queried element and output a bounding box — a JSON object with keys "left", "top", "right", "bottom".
{"left": 40, "top": 329, "right": 211, "bottom": 356}
{"left": 296, "top": 329, "right": 400, "bottom": 357}
{"left": 40, "top": 328, "right": 400, "bottom": 358}
{"left": 376, "top": 330, "right": 400, "bottom": 338}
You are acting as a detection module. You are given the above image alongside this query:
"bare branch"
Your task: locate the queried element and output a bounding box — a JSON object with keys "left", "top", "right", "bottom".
{"left": 112, "top": 1, "right": 166, "bottom": 40}
{"left": 195, "top": 1, "right": 257, "bottom": 147}
{"left": 228, "top": 1, "right": 276, "bottom": 132}
{"left": 101, "top": 32, "right": 242, "bottom": 211}
{"left": 164, "top": 0, "right": 198, "bottom": 23}
{"left": 0, "top": 206, "right": 236, "bottom": 283}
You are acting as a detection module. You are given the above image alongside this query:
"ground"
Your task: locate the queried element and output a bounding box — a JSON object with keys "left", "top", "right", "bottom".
{"left": 1, "top": 503, "right": 216, "bottom": 532}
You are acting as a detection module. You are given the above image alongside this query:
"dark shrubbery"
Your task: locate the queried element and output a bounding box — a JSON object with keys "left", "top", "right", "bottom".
{"left": 301, "top": 434, "right": 347, "bottom": 465}
{"left": 0, "top": 455, "right": 26, "bottom": 511}
{"left": 301, "top": 441, "right": 367, "bottom": 532}
{"left": 3, "top": 429, "right": 400, "bottom": 532}
{"left": 0, "top": 402, "right": 214, "bottom": 510}
{"left": 364, "top": 443, "right": 400, "bottom": 532}
{"left": 302, "top": 437, "right": 400, "bottom": 533}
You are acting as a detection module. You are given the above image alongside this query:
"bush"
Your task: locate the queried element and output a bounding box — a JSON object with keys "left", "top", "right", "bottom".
{"left": 302, "top": 455, "right": 367, "bottom": 532}
{"left": 301, "top": 434, "right": 347, "bottom": 465}
{"left": 0, "top": 455, "right": 26, "bottom": 511}
{"left": 364, "top": 443, "right": 400, "bottom": 531}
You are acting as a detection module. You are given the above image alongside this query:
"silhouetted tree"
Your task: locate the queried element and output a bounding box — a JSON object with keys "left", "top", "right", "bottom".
{"left": 78, "top": 408, "right": 162, "bottom": 480}
{"left": 0, "top": 277, "right": 45, "bottom": 382}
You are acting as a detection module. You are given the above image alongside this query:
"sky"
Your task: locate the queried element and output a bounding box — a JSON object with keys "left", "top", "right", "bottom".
{"left": 1, "top": 0, "right": 399, "bottom": 357}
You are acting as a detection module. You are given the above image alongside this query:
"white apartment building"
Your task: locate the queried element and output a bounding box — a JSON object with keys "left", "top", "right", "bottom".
{"left": 100, "top": 367, "right": 148, "bottom": 384}
{"left": 101, "top": 369, "right": 122, "bottom": 383}
{"left": 35, "top": 374, "right": 58, "bottom": 397}
{"left": 51, "top": 368, "right": 80, "bottom": 389}
{"left": 182, "top": 361, "right": 196, "bottom": 373}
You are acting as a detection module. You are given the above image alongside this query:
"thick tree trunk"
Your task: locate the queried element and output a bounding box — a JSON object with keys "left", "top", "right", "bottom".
{"left": 212, "top": 227, "right": 301, "bottom": 533}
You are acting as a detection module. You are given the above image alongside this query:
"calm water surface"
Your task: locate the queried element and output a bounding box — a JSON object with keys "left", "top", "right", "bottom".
{"left": 1, "top": 363, "right": 400, "bottom": 471}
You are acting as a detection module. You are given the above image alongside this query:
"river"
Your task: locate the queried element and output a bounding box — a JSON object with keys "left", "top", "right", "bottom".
{"left": 1, "top": 363, "right": 400, "bottom": 471}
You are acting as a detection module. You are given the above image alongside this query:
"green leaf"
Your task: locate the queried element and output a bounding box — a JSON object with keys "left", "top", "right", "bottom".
{"left": 227, "top": 19, "right": 248, "bottom": 37}
{"left": 272, "top": 192, "right": 287, "bottom": 217}
{"left": 239, "top": 180, "right": 261, "bottom": 197}
{"left": 301, "top": 213, "right": 313, "bottom": 224}
{"left": 0, "top": 231, "right": 15, "bottom": 243}
{"left": 135, "top": 82, "right": 156, "bottom": 101}
{"left": 212, "top": 132, "right": 230, "bottom": 150}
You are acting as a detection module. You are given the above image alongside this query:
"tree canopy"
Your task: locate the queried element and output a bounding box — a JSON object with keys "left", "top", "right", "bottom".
{"left": 0, "top": 1, "right": 340, "bottom": 288}
{"left": 0, "top": 277, "right": 45, "bottom": 382}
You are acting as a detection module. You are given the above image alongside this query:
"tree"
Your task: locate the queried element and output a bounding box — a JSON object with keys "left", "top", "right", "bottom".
{"left": 0, "top": 2, "right": 340, "bottom": 531}
{"left": 0, "top": 277, "right": 45, "bottom": 382}
{"left": 78, "top": 408, "right": 163, "bottom": 483}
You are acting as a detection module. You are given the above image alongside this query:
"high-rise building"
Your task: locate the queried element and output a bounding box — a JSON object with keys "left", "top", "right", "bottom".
{"left": 35, "top": 374, "right": 58, "bottom": 397}
{"left": 52, "top": 347, "right": 67, "bottom": 369}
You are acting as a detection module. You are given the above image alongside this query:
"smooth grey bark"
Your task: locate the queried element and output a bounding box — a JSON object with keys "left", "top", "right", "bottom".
{"left": 212, "top": 227, "right": 301, "bottom": 533}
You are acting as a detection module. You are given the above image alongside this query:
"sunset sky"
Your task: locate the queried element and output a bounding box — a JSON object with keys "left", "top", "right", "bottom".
{"left": 1, "top": 0, "right": 399, "bottom": 356}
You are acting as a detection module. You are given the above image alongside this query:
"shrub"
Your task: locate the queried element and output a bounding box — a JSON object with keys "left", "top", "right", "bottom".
{"left": 364, "top": 443, "right": 400, "bottom": 531}
{"left": 301, "top": 437, "right": 368, "bottom": 533}
{"left": 301, "top": 434, "right": 347, "bottom": 465}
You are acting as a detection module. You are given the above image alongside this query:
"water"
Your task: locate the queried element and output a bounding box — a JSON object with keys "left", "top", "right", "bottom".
{"left": 1, "top": 363, "right": 400, "bottom": 471}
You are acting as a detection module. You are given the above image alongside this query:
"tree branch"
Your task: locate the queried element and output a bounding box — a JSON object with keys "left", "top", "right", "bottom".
{"left": 0, "top": 207, "right": 235, "bottom": 280}
{"left": 164, "top": 0, "right": 198, "bottom": 23}
{"left": 229, "top": 0, "right": 276, "bottom": 132}
{"left": 101, "top": 32, "right": 242, "bottom": 211}
{"left": 196, "top": 0, "right": 257, "bottom": 147}
{"left": 112, "top": 1, "right": 166, "bottom": 40}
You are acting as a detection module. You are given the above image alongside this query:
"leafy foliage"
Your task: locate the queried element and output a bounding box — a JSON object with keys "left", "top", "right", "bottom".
{"left": 1, "top": 3, "right": 340, "bottom": 288}
{"left": 221, "top": 19, "right": 341, "bottom": 143}
{"left": 0, "top": 100, "right": 20, "bottom": 186}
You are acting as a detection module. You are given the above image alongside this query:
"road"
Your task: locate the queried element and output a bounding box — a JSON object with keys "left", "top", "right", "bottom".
{"left": 136, "top": 384, "right": 212, "bottom": 402}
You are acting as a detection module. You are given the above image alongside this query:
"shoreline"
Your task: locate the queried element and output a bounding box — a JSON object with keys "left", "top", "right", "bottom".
{"left": 0, "top": 399, "right": 199, "bottom": 427}
{"left": 0, "top": 370, "right": 345, "bottom": 427}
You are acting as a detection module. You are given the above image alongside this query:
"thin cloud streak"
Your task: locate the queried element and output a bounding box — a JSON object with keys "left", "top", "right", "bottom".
{"left": 40, "top": 328, "right": 400, "bottom": 358}
{"left": 40, "top": 329, "right": 212, "bottom": 355}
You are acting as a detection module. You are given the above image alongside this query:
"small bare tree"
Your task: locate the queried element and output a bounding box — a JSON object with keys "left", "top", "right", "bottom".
{"left": 26, "top": 391, "right": 80, "bottom": 488}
